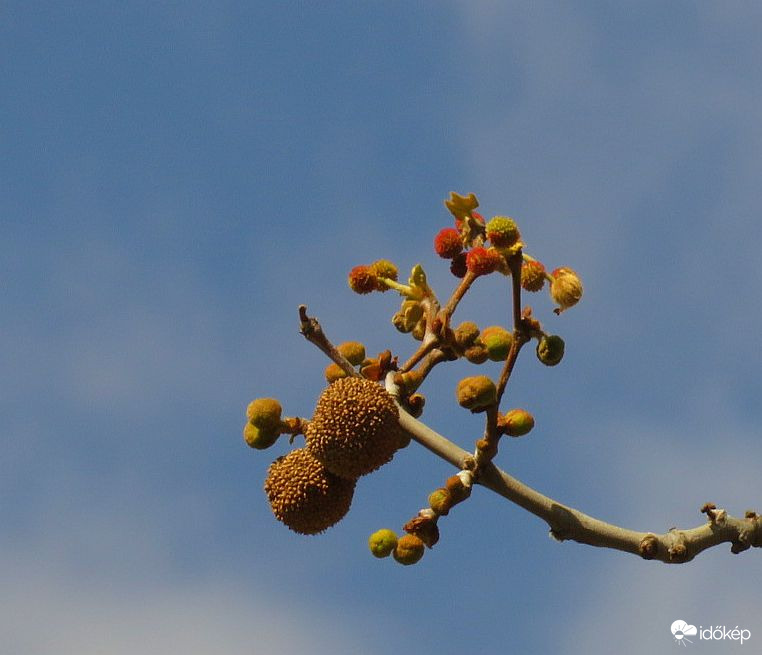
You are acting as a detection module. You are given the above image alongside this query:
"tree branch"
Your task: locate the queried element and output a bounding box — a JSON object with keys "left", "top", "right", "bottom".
{"left": 396, "top": 409, "right": 762, "bottom": 563}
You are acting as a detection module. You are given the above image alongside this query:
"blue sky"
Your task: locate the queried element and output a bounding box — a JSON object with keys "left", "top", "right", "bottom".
{"left": 3, "top": 2, "right": 762, "bottom": 653}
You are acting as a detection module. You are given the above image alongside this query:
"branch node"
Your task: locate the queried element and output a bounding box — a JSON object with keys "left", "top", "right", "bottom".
{"left": 639, "top": 534, "right": 659, "bottom": 560}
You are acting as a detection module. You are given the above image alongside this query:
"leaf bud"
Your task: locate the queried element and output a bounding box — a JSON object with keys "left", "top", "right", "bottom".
{"left": 428, "top": 488, "right": 454, "bottom": 516}
{"left": 536, "top": 334, "right": 565, "bottom": 366}
{"left": 393, "top": 534, "right": 425, "bottom": 565}
{"left": 243, "top": 422, "right": 279, "bottom": 450}
{"left": 499, "top": 408, "right": 535, "bottom": 436}
{"left": 453, "top": 321, "right": 480, "bottom": 350}
{"left": 456, "top": 375, "right": 497, "bottom": 412}
{"left": 337, "top": 341, "right": 366, "bottom": 366}
{"left": 368, "top": 528, "right": 398, "bottom": 558}
{"left": 480, "top": 325, "right": 513, "bottom": 361}
{"left": 246, "top": 398, "right": 282, "bottom": 433}
{"left": 325, "top": 362, "right": 349, "bottom": 383}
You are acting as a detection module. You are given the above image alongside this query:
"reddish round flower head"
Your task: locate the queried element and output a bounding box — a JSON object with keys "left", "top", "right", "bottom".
{"left": 449, "top": 252, "right": 467, "bottom": 278}
{"left": 433, "top": 227, "right": 463, "bottom": 259}
{"left": 465, "top": 247, "right": 501, "bottom": 276}
{"left": 348, "top": 265, "right": 378, "bottom": 294}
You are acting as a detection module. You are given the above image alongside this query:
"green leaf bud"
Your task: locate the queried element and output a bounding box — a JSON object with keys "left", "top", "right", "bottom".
{"left": 428, "top": 488, "right": 454, "bottom": 516}
{"left": 246, "top": 398, "right": 282, "bottom": 433}
{"left": 243, "top": 422, "right": 279, "bottom": 450}
{"left": 368, "top": 528, "right": 398, "bottom": 558}
{"left": 500, "top": 408, "right": 535, "bottom": 437}
{"left": 536, "top": 335, "right": 565, "bottom": 366}
{"left": 480, "top": 325, "right": 513, "bottom": 361}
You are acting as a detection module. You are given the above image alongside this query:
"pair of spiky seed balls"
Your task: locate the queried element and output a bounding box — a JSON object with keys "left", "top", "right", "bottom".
{"left": 264, "top": 376, "right": 409, "bottom": 535}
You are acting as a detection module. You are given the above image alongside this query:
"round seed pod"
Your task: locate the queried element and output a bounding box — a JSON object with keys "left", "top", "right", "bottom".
{"left": 305, "top": 376, "right": 405, "bottom": 479}
{"left": 264, "top": 448, "right": 356, "bottom": 535}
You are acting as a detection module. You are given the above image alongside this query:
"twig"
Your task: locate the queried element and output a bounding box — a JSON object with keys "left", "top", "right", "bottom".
{"left": 396, "top": 409, "right": 762, "bottom": 563}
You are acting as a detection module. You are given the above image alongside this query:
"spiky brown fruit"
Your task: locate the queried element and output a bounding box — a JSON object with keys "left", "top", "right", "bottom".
{"left": 305, "top": 376, "right": 405, "bottom": 479}
{"left": 264, "top": 448, "right": 356, "bottom": 535}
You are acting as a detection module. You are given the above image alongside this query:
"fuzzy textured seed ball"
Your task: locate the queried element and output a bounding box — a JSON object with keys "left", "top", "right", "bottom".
{"left": 465, "top": 247, "right": 502, "bottom": 276}
{"left": 368, "top": 529, "right": 398, "bottom": 558}
{"left": 264, "top": 448, "right": 356, "bottom": 535}
{"left": 434, "top": 227, "right": 463, "bottom": 259}
{"left": 305, "top": 376, "right": 405, "bottom": 479}
{"left": 369, "top": 259, "right": 398, "bottom": 291}
{"left": 521, "top": 260, "right": 547, "bottom": 292}
{"left": 348, "top": 265, "right": 378, "bottom": 294}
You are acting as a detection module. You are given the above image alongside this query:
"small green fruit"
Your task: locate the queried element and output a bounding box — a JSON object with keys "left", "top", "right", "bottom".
{"left": 368, "top": 529, "right": 398, "bottom": 558}
{"left": 243, "top": 422, "right": 279, "bottom": 450}
{"left": 480, "top": 325, "right": 513, "bottom": 361}
{"left": 502, "top": 408, "right": 535, "bottom": 436}
{"left": 536, "top": 335, "right": 565, "bottom": 366}
{"left": 246, "top": 398, "right": 282, "bottom": 433}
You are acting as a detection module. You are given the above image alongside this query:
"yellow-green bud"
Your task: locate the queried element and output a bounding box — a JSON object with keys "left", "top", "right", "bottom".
{"left": 337, "top": 341, "right": 366, "bottom": 366}
{"left": 368, "top": 529, "right": 398, "bottom": 558}
{"left": 393, "top": 534, "right": 425, "bottom": 565}
{"left": 536, "top": 335, "right": 565, "bottom": 366}
{"left": 480, "top": 325, "right": 513, "bottom": 361}
{"left": 428, "top": 488, "right": 453, "bottom": 516}
{"left": 456, "top": 375, "right": 497, "bottom": 411}
{"left": 486, "top": 215, "right": 520, "bottom": 248}
{"left": 501, "top": 408, "right": 535, "bottom": 436}
{"left": 243, "top": 422, "right": 279, "bottom": 449}
{"left": 521, "top": 260, "right": 546, "bottom": 292}
{"left": 246, "top": 398, "right": 282, "bottom": 433}
{"left": 370, "top": 259, "right": 399, "bottom": 290}
{"left": 549, "top": 267, "right": 583, "bottom": 313}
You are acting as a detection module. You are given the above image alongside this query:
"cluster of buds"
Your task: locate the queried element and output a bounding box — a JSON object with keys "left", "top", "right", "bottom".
{"left": 244, "top": 191, "right": 584, "bottom": 566}
{"left": 369, "top": 470, "right": 474, "bottom": 566}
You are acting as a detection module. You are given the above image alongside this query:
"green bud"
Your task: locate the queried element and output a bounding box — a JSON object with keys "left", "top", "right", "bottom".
{"left": 368, "top": 529, "right": 398, "bottom": 558}
{"left": 536, "top": 335, "right": 565, "bottom": 366}
{"left": 246, "top": 398, "right": 282, "bottom": 433}
{"left": 480, "top": 325, "right": 513, "bottom": 361}
{"left": 501, "top": 408, "right": 535, "bottom": 436}
{"left": 243, "top": 422, "right": 279, "bottom": 450}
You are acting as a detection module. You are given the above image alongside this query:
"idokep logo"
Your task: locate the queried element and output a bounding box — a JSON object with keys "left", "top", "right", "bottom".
{"left": 670, "top": 619, "right": 752, "bottom": 646}
{"left": 671, "top": 620, "right": 697, "bottom": 646}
